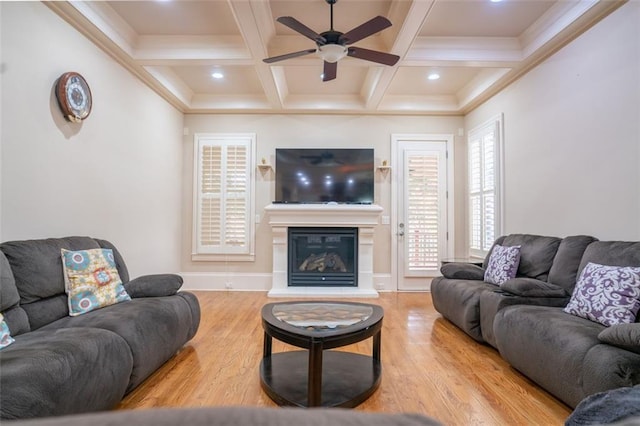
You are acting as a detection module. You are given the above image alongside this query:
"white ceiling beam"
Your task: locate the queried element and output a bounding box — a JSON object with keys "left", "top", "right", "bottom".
{"left": 227, "top": 0, "right": 284, "bottom": 109}
{"left": 519, "top": 0, "right": 599, "bottom": 58}
{"left": 134, "top": 36, "right": 249, "bottom": 61}
{"left": 406, "top": 37, "right": 523, "bottom": 63}
{"left": 363, "top": 0, "right": 437, "bottom": 110}
{"left": 66, "top": 1, "right": 137, "bottom": 56}
{"left": 143, "top": 66, "right": 194, "bottom": 106}
{"left": 455, "top": 68, "right": 511, "bottom": 110}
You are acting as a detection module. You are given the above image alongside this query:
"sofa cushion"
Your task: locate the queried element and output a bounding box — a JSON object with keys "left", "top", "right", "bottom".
{"left": 62, "top": 248, "right": 130, "bottom": 316}
{"left": 0, "top": 237, "right": 101, "bottom": 304}
{"left": 0, "top": 237, "right": 130, "bottom": 329}
{"left": 124, "top": 274, "right": 183, "bottom": 298}
{"left": 0, "top": 313, "right": 15, "bottom": 349}
{"left": 440, "top": 263, "right": 484, "bottom": 280}
{"left": 3, "top": 406, "right": 443, "bottom": 426}
{"left": 578, "top": 241, "right": 640, "bottom": 277}
{"left": 41, "top": 295, "right": 198, "bottom": 392}
{"left": 548, "top": 235, "right": 598, "bottom": 293}
{"left": 494, "top": 305, "right": 604, "bottom": 408}
{"left": 598, "top": 323, "right": 640, "bottom": 354}
{"left": 1, "top": 306, "right": 30, "bottom": 336}
{"left": 0, "top": 327, "right": 132, "bottom": 419}
{"left": 501, "top": 234, "right": 562, "bottom": 280}
{"left": 500, "top": 278, "right": 568, "bottom": 298}
{"left": 0, "top": 251, "right": 20, "bottom": 311}
{"left": 564, "top": 262, "right": 640, "bottom": 327}
{"left": 484, "top": 245, "right": 521, "bottom": 285}
{"left": 431, "top": 277, "right": 497, "bottom": 342}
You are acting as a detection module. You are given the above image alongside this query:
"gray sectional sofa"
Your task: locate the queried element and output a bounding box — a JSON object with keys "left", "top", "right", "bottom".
{"left": 0, "top": 236, "right": 201, "bottom": 419}
{"left": 432, "top": 234, "right": 640, "bottom": 408}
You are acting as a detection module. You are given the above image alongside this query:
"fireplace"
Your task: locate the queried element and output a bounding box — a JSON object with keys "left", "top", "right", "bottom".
{"left": 265, "top": 203, "right": 382, "bottom": 297}
{"left": 288, "top": 227, "right": 357, "bottom": 287}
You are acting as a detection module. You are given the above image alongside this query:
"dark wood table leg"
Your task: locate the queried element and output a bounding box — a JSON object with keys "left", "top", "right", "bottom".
{"left": 263, "top": 331, "right": 272, "bottom": 359}
{"left": 308, "top": 339, "right": 323, "bottom": 406}
{"left": 373, "top": 330, "right": 381, "bottom": 361}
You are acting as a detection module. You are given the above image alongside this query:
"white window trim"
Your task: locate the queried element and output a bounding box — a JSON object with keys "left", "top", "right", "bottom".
{"left": 192, "top": 133, "right": 256, "bottom": 262}
{"left": 468, "top": 114, "right": 504, "bottom": 258}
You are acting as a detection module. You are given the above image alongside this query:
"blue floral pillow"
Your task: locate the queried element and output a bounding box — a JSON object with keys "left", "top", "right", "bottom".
{"left": 564, "top": 262, "right": 640, "bottom": 327}
{"left": 484, "top": 244, "right": 521, "bottom": 285}
{"left": 61, "top": 248, "right": 131, "bottom": 316}
{"left": 0, "top": 313, "right": 15, "bottom": 349}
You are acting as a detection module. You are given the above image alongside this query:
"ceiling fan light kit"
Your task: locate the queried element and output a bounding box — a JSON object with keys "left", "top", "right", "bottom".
{"left": 263, "top": 0, "right": 399, "bottom": 82}
{"left": 317, "top": 44, "right": 347, "bottom": 63}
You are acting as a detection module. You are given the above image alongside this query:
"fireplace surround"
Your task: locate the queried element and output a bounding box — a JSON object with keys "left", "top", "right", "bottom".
{"left": 265, "top": 204, "right": 383, "bottom": 297}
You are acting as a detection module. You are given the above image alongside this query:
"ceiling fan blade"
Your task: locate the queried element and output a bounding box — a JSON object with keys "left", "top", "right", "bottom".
{"left": 263, "top": 49, "right": 317, "bottom": 64}
{"left": 276, "top": 16, "right": 327, "bottom": 44}
{"left": 339, "top": 16, "right": 392, "bottom": 45}
{"left": 322, "top": 61, "right": 337, "bottom": 82}
{"left": 347, "top": 47, "right": 400, "bottom": 66}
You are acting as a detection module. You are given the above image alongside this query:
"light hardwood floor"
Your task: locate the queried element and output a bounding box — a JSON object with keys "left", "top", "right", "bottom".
{"left": 117, "top": 291, "right": 571, "bottom": 425}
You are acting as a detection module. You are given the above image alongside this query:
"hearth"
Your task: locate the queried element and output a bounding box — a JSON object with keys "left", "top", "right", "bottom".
{"left": 288, "top": 227, "right": 357, "bottom": 287}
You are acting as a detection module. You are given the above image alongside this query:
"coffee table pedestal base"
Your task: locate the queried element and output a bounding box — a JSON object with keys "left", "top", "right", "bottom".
{"left": 260, "top": 350, "right": 381, "bottom": 408}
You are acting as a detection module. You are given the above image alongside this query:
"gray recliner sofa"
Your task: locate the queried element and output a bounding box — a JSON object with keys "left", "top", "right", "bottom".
{"left": 431, "top": 234, "right": 596, "bottom": 346}
{"left": 494, "top": 241, "right": 640, "bottom": 408}
{"left": 0, "top": 236, "right": 201, "bottom": 419}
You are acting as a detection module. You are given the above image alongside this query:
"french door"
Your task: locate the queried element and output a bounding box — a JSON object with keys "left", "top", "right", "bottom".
{"left": 392, "top": 135, "right": 454, "bottom": 291}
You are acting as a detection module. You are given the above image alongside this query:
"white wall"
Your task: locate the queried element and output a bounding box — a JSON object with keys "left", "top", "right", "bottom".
{"left": 181, "top": 114, "right": 465, "bottom": 290}
{"left": 0, "top": 2, "right": 184, "bottom": 277}
{"left": 465, "top": 1, "right": 640, "bottom": 241}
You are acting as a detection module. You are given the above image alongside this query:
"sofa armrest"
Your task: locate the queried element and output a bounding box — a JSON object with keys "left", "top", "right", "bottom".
{"left": 124, "top": 274, "right": 183, "bottom": 298}
{"left": 499, "top": 277, "right": 568, "bottom": 298}
{"left": 598, "top": 323, "right": 640, "bottom": 355}
{"left": 440, "top": 263, "right": 485, "bottom": 280}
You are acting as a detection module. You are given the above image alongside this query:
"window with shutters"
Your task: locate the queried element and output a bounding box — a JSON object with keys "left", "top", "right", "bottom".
{"left": 192, "top": 133, "right": 256, "bottom": 261}
{"left": 468, "top": 115, "right": 503, "bottom": 258}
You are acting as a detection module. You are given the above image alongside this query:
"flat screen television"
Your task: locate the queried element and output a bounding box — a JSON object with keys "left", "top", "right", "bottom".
{"left": 275, "top": 148, "right": 374, "bottom": 204}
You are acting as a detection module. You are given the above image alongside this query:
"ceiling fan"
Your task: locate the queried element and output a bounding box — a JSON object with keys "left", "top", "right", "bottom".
{"left": 263, "top": 0, "right": 400, "bottom": 82}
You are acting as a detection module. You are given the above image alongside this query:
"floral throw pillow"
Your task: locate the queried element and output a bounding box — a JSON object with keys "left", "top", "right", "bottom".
{"left": 61, "top": 248, "right": 131, "bottom": 316}
{"left": 484, "top": 244, "right": 521, "bottom": 285}
{"left": 564, "top": 262, "right": 640, "bottom": 327}
{"left": 0, "top": 313, "right": 15, "bottom": 349}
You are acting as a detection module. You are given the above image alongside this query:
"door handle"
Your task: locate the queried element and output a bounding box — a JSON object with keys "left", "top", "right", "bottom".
{"left": 398, "top": 223, "right": 405, "bottom": 237}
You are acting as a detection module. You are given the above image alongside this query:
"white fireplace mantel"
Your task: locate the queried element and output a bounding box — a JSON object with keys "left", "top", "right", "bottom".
{"left": 264, "top": 204, "right": 383, "bottom": 297}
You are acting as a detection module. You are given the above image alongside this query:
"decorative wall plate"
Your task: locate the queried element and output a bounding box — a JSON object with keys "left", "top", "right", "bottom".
{"left": 55, "top": 72, "right": 92, "bottom": 122}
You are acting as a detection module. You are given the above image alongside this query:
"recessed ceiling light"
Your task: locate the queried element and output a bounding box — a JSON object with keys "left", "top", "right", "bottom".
{"left": 490, "top": 0, "right": 503, "bottom": 3}
{"left": 427, "top": 72, "right": 440, "bottom": 81}
{"left": 211, "top": 72, "right": 224, "bottom": 79}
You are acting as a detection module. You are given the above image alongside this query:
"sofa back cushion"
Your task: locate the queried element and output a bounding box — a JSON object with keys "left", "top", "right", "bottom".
{"left": 0, "top": 237, "right": 129, "bottom": 330}
{"left": 548, "top": 235, "right": 598, "bottom": 293}
{"left": 490, "top": 234, "right": 561, "bottom": 281}
{"left": 578, "top": 241, "right": 640, "bottom": 277}
{"left": 0, "top": 251, "right": 30, "bottom": 336}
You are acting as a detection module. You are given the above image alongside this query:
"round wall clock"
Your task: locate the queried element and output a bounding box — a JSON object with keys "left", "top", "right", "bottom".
{"left": 55, "top": 72, "right": 92, "bottom": 123}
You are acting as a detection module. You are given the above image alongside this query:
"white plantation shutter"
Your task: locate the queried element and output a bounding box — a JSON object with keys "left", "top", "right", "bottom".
{"left": 468, "top": 116, "right": 503, "bottom": 257}
{"left": 194, "top": 134, "right": 255, "bottom": 260}
{"left": 404, "top": 150, "right": 445, "bottom": 275}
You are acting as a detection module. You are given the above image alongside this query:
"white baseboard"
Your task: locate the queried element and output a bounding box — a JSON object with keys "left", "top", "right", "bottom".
{"left": 180, "top": 272, "right": 395, "bottom": 292}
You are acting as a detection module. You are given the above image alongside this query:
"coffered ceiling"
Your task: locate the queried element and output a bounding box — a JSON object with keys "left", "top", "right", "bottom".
{"left": 47, "top": 0, "right": 624, "bottom": 115}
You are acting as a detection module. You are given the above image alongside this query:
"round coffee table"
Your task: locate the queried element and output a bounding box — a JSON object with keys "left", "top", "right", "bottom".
{"left": 259, "top": 301, "right": 383, "bottom": 408}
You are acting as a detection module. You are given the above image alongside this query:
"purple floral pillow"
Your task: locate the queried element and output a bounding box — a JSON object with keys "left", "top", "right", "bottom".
{"left": 484, "top": 244, "right": 521, "bottom": 285}
{"left": 564, "top": 262, "right": 640, "bottom": 327}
